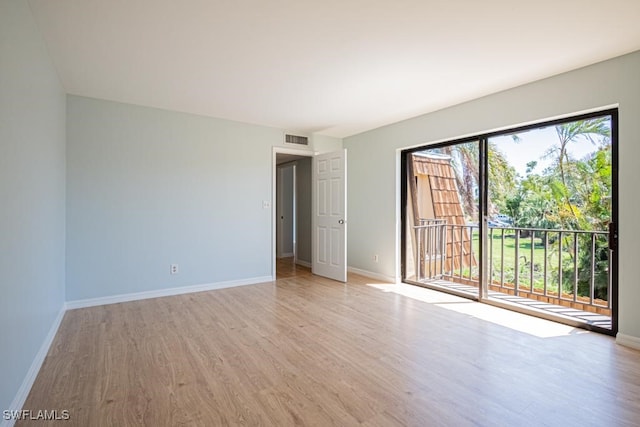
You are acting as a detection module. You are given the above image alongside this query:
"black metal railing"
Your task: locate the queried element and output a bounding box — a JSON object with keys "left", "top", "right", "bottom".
{"left": 414, "top": 221, "right": 611, "bottom": 311}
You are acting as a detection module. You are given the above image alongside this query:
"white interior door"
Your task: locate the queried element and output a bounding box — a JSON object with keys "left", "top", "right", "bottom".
{"left": 312, "top": 149, "right": 347, "bottom": 282}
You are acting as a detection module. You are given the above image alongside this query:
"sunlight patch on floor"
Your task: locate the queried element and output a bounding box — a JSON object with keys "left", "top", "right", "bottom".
{"left": 366, "top": 282, "right": 588, "bottom": 339}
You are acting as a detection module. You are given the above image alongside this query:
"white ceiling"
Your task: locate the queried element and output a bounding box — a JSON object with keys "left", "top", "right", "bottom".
{"left": 28, "top": 0, "right": 640, "bottom": 138}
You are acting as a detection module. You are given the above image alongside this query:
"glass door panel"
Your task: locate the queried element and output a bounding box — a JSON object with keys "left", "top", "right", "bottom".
{"left": 486, "top": 115, "right": 614, "bottom": 331}
{"left": 404, "top": 141, "right": 480, "bottom": 298}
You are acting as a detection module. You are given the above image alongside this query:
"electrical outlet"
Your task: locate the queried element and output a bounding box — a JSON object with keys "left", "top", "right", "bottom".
{"left": 373, "top": 254, "right": 379, "bottom": 263}
{"left": 170, "top": 264, "right": 179, "bottom": 274}
{"left": 262, "top": 200, "right": 271, "bottom": 209}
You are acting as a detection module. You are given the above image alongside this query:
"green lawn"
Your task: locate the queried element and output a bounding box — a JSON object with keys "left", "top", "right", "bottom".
{"left": 467, "top": 229, "right": 568, "bottom": 292}
{"left": 438, "top": 226, "right": 607, "bottom": 297}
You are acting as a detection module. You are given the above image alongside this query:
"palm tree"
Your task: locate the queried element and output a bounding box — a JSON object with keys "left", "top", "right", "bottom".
{"left": 440, "top": 142, "right": 480, "bottom": 220}
{"left": 439, "top": 142, "right": 516, "bottom": 221}
{"left": 551, "top": 118, "right": 611, "bottom": 226}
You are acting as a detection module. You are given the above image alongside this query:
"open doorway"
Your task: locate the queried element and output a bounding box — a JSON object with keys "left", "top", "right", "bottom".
{"left": 275, "top": 153, "right": 313, "bottom": 279}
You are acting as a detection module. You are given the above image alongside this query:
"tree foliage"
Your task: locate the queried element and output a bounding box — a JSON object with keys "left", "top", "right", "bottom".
{"left": 502, "top": 117, "right": 612, "bottom": 299}
{"left": 436, "top": 141, "right": 517, "bottom": 221}
{"left": 506, "top": 118, "right": 611, "bottom": 232}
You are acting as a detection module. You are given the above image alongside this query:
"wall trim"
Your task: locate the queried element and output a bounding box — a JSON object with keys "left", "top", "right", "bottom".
{"left": 2, "top": 306, "right": 66, "bottom": 427}
{"left": 616, "top": 332, "right": 640, "bottom": 350}
{"left": 277, "top": 253, "right": 294, "bottom": 258}
{"left": 347, "top": 266, "right": 397, "bottom": 283}
{"left": 296, "top": 259, "right": 312, "bottom": 268}
{"left": 65, "top": 276, "right": 273, "bottom": 310}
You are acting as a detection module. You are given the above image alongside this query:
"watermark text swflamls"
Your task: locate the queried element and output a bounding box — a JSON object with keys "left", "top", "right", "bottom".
{"left": 3, "top": 409, "right": 70, "bottom": 421}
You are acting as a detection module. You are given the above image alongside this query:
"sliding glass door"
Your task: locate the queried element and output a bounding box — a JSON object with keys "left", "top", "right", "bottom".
{"left": 402, "top": 110, "right": 617, "bottom": 334}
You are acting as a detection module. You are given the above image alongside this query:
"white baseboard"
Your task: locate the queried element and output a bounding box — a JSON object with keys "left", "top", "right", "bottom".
{"left": 295, "top": 259, "right": 311, "bottom": 268}
{"left": 347, "top": 266, "right": 397, "bottom": 283}
{"left": 65, "top": 276, "right": 273, "bottom": 310}
{"left": 616, "top": 332, "right": 640, "bottom": 350}
{"left": 277, "top": 253, "right": 294, "bottom": 258}
{"left": 2, "top": 305, "right": 66, "bottom": 427}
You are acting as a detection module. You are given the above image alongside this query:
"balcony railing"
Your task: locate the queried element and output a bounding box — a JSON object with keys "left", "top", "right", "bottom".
{"left": 412, "top": 220, "right": 611, "bottom": 315}
{"left": 414, "top": 219, "right": 447, "bottom": 281}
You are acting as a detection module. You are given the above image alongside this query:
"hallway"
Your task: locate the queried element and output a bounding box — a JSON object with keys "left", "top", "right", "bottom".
{"left": 276, "top": 257, "right": 312, "bottom": 279}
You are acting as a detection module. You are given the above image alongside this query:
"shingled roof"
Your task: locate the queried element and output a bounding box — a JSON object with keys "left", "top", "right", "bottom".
{"left": 411, "top": 152, "right": 467, "bottom": 226}
{"left": 409, "top": 152, "right": 476, "bottom": 276}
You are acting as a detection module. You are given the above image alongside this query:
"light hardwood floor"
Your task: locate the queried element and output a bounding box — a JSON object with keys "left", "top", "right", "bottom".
{"left": 19, "top": 266, "right": 640, "bottom": 426}
{"left": 276, "top": 257, "right": 312, "bottom": 279}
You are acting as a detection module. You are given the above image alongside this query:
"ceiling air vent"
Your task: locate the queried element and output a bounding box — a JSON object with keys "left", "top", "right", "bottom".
{"left": 285, "top": 134, "right": 309, "bottom": 145}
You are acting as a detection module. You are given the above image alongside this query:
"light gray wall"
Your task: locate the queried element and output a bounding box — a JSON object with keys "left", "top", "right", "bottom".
{"left": 0, "top": 0, "right": 66, "bottom": 412}
{"left": 296, "top": 157, "right": 312, "bottom": 264}
{"left": 66, "top": 95, "right": 283, "bottom": 300}
{"left": 344, "top": 51, "right": 640, "bottom": 340}
{"left": 312, "top": 134, "right": 343, "bottom": 153}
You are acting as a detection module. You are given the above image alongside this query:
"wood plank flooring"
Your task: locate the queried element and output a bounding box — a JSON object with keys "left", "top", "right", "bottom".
{"left": 18, "top": 265, "right": 640, "bottom": 426}
{"left": 276, "top": 257, "right": 312, "bottom": 279}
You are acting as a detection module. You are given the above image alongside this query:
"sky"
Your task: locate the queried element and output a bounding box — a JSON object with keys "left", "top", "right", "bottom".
{"left": 490, "top": 125, "right": 607, "bottom": 177}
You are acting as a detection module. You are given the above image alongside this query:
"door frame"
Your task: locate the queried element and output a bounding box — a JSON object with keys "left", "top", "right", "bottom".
{"left": 272, "top": 147, "right": 314, "bottom": 279}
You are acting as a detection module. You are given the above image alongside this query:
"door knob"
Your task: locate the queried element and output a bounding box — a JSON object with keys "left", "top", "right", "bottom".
{"left": 338, "top": 219, "right": 346, "bottom": 224}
